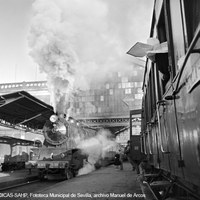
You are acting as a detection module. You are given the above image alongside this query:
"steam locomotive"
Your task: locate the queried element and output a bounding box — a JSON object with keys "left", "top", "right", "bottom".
{"left": 27, "top": 114, "right": 96, "bottom": 180}
{"left": 128, "top": 1, "right": 200, "bottom": 199}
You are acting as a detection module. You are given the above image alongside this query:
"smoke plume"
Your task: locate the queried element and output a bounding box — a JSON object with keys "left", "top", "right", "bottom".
{"left": 28, "top": 0, "right": 153, "bottom": 114}
{"left": 77, "top": 129, "right": 117, "bottom": 175}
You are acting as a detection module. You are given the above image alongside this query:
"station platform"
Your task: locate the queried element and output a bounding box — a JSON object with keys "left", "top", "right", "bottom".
{"left": 26, "top": 162, "right": 154, "bottom": 200}
{"left": 0, "top": 162, "right": 154, "bottom": 200}
{"left": 0, "top": 168, "right": 38, "bottom": 190}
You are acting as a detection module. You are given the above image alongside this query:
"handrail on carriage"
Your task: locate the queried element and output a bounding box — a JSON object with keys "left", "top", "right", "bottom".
{"left": 173, "top": 24, "right": 200, "bottom": 94}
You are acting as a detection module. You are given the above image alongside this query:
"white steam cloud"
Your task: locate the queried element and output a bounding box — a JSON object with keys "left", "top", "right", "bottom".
{"left": 28, "top": 0, "right": 153, "bottom": 114}
{"left": 77, "top": 129, "right": 117, "bottom": 175}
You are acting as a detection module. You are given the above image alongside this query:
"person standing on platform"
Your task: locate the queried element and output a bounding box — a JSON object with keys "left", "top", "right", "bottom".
{"left": 114, "top": 149, "right": 123, "bottom": 170}
{"left": 124, "top": 140, "right": 139, "bottom": 173}
{"left": 118, "top": 149, "right": 123, "bottom": 170}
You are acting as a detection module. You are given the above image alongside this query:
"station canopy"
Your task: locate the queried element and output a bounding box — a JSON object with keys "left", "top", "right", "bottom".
{"left": 0, "top": 136, "right": 42, "bottom": 147}
{"left": 0, "top": 91, "right": 54, "bottom": 130}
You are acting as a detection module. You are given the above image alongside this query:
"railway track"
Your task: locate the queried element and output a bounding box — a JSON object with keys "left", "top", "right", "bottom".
{"left": 0, "top": 179, "right": 40, "bottom": 192}
{"left": 0, "top": 178, "right": 63, "bottom": 194}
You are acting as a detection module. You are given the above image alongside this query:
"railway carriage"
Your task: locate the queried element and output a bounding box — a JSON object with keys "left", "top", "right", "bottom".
{"left": 0, "top": 136, "right": 42, "bottom": 171}
{"left": 129, "top": 0, "right": 200, "bottom": 199}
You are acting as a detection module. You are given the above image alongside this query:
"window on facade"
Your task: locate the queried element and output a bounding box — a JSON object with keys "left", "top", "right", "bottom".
{"left": 118, "top": 83, "right": 122, "bottom": 88}
{"left": 137, "top": 88, "right": 143, "bottom": 93}
{"left": 100, "top": 96, "right": 104, "bottom": 101}
{"left": 82, "top": 97, "right": 86, "bottom": 102}
{"left": 109, "top": 89, "right": 113, "bottom": 95}
{"left": 133, "top": 70, "right": 138, "bottom": 76}
{"left": 122, "top": 83, "right": 126, "bottom": 88}
{"left": 87, "top": 96, "right": 94, "bottom": 101}
{"left": 135, "top": 82, "right": 143, "bottom": 87}
{"left": 135, "top": 99, "right": 142, "bottom": 106}
{"left": 139, "top": 82, "right": 143, "bottom": 87}
{"left": 106, "top": 83, "right": 109, "bottom": 89}
{"left": 76, "top": 108, "right": 80, "bottom": 114}
{"left": 125, "top": 82, "right": 131, "bottom": 88}
{"left": 130, "top": 82, "right": 134, "bottom": 88}
{"left": 125, "top": 88, "right": 131, "bottom": 94}
{"left": 122, "top": 77, "right": 128, "bottom": 82}
{"left": 79, "top": 102, "right": 83, "bottom": 107}
{"left": 135, "top": 93, "right": 142, "bottom": 99}
{"left": 98, "top": 107, "right": 101, "bottom": 113}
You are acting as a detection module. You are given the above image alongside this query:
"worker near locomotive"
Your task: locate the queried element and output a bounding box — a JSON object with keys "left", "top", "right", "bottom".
{"left": 124, "top": 140, "right": 140, "bottom": 173}
{"left": 26, "top": 113, "right": 117, "bottom": 180}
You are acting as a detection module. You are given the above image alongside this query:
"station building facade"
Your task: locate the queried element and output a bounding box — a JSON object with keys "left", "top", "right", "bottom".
{"left": 0, "top": 62, "right": 144, "bottom": 146}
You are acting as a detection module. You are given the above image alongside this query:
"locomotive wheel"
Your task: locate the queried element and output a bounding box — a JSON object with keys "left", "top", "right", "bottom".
{"left": 64, "top": 168, "right": 73, "bottom": 180}
{"left": 39, "top": 170, "right": 45, "bottom": 181}
{"left": 39, "top": 174, "right": 45, "bottom": 181}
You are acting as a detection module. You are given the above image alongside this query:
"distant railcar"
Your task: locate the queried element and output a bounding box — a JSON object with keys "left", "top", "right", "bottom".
{"left": 0, "top": 137, "right": 42, "bottom": 171}
{"left": 2, "top": 153, "right": 28, "bottom": 171}
{"left": 130, "top": 1, "right": 200, "bottom": 199}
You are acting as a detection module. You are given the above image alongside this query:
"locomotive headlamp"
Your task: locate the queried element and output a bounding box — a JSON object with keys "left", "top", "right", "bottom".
{"left": 70, "top": 119, "right": 75, "bottom": 123}
{"left": 50, "top": 115, "right": 58, "bottom": 123}
{"left": 56, "top": 123, "right": 67, "bottom": 135}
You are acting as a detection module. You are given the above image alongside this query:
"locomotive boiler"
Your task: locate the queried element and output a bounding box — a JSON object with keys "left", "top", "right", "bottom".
{"left": 128, "top": 0, "right": 200, "bottom": 199}
{"left": 28, "top": 114, "right": 96, "bottom": 180}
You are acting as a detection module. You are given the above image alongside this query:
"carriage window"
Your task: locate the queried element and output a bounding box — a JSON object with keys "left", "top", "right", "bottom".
{"left": 155, "top": 53, "right": 170, "bottom": 95}
{"left": 143, "top": 90, "right": 150, "bottom": 125}
{"left": 144, "top": 68, "right": 157, "bottom": 122}
{"left": 157, "top": 7, "right": 167, "bottom": 43}
{"left": 150, "top": 69, "right": 156, "bottom": 115}
{"left": 168, "top": 0, "right": 186, "bottom": 72}
{"left": 184, "top": 0, "right": 200, "bottom": 45}
{"left": 156, "top": 7, "right": 170, "bottom": 95}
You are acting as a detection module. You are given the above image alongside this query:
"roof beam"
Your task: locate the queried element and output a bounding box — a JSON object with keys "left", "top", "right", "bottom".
{"left": 0, "top": 96, "right": 23, "bottom": 108}
{"left": 16, "top": 113, "right": 42, "bottom": 125}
